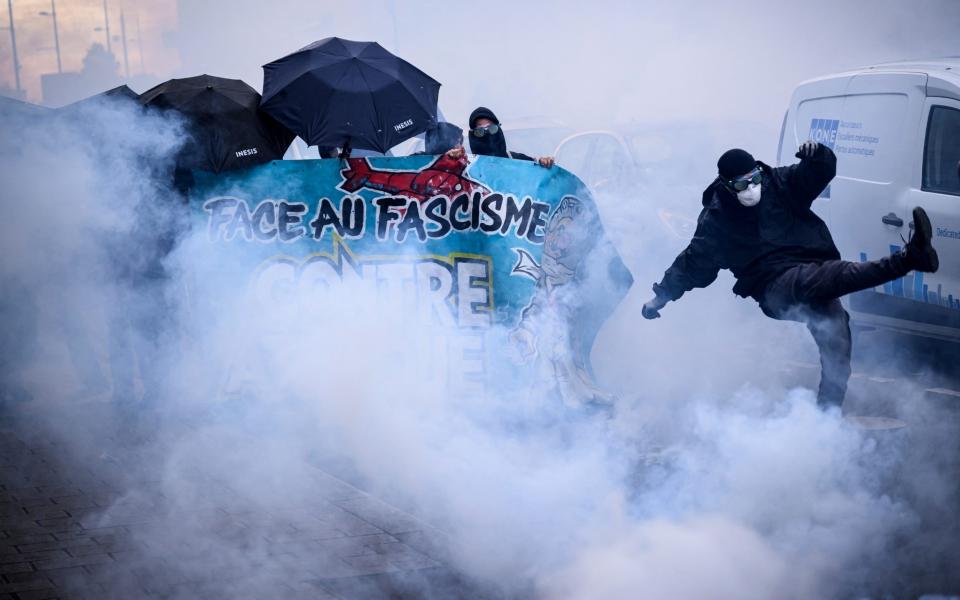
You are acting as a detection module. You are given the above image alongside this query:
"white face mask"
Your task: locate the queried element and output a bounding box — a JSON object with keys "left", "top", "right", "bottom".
{"left": 737, "top": 182, "right": 762, "bottom": 207}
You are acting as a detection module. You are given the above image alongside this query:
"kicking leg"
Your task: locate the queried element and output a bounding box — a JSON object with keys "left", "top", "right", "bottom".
{"left": 790, "top": 207, "right": 939, "bottom": 303}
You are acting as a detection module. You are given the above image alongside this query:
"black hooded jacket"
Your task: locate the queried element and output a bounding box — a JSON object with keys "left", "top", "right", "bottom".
{"left": 468, "top": 106, "right": 534, "bottom": 161}
{"left": 655, "top": 144, "right": 840, "bottom": 302}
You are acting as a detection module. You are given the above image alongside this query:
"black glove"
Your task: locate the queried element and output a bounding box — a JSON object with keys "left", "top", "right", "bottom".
{"left": 642, "top": 295, "right": 668, "bottom": 320}
{"left": 641, "top": 301, "right": 661, "bottom": 319}
{"left": 795, "top": 140, "right": 820, "bottom": 159}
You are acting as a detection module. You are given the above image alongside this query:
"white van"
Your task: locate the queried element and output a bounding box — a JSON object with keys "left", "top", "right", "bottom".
{"left": 778, "top": 58, "right": 960, "bottom": 343}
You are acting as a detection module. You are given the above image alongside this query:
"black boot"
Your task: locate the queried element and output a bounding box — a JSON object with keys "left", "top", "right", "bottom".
{"left": 903, "top": 207, "right": 939, "bottom": 273}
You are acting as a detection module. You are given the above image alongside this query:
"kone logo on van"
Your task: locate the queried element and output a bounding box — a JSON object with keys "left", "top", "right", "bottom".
{"left": 809, "top": 118, "right": 840, "bottom": 198}
{"left": 809, "top": 118, "right": 840, "bottom": 148}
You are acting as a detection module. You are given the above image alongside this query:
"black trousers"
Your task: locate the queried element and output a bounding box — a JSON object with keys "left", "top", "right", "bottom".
{"left": 758, "top": 254, "right": 910, "bottom": 408}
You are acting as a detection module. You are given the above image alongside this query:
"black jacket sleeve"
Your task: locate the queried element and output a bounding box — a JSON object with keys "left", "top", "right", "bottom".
{"left": 782, "top": 144, "right": 837, "bottom": 209}
{"left": 655, "top": 210, "right": 721, "bottom": 301}
{"left": 509, "top": 151, "right": 535, "bottom": 162}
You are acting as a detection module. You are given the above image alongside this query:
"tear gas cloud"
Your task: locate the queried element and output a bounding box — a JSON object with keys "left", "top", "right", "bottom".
{"left": 1, "top": 0, "right": 959, "bottom": 598}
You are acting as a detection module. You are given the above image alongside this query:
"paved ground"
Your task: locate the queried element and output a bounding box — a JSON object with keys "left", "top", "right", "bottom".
{"left": 2, "top": 360, "right": 957, "bottom": 599}
{"left": 0, "top": 403, "right": 486, "bottom": 600}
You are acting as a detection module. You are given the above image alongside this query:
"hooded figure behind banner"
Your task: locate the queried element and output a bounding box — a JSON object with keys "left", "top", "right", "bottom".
{"left": 468, "top": 107, "right": 534, "bottom": 161}
{"left": 418, "top": 122, "right": 464, "bottom": 155}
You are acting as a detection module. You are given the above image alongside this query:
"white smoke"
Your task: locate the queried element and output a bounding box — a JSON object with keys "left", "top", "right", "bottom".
{"left": 1, "top": 96, "right": 955, "bottom": 600}
{"left": 2, "top": 1, "right": 960, "bottom": 596}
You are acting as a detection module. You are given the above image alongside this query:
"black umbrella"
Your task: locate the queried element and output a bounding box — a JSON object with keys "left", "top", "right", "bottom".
{"left": 260, "top": 37, "right": 441, "bottom": 154}
{"left": 62, "top": 84, "right": 139, "bottom": 110}
{"left": 55, "top": 85, "right": 140, "bottom": 121}
{"left": 139, "top": 74, "right": 295, "bottom": 174}
{"left": 0, "top": 96, "right": 51, "bottom": 154}
{"left": 0, "top": 95, "right": 50, "bottom": 123}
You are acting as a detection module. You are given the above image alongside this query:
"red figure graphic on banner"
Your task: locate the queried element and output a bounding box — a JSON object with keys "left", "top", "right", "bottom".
{"left": 339, "top": 155, "right": 491, "bottom": 201}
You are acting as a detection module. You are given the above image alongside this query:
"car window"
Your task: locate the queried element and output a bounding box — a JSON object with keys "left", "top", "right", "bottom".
{"left": 556, "top": 136, "right": 595, "bottom": 181}
{"left": 922, "top": 105, "right": 960, "bottom": 196}
{"left": 587, "top": 136, "right": 628, "bottom": 185}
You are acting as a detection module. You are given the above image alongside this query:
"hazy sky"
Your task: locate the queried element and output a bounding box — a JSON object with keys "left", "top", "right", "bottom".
{"left": 0, "top": 0, "right": 177, "bottom": 98}
{"left": 173, "top": 0, "right": 959, "bottom": 157}
{"left": 2, "top": 0, "right": 958, "bottom": 155}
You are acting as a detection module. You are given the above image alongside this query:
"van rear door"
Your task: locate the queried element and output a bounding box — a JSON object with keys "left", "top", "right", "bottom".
{"left": 897, "top": 97, "right": 960, "bottom": 336}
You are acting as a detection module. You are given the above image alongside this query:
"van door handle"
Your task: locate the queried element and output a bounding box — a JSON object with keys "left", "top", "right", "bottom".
{"left": 882, "top": 213, "right": 904, "bottom": 227}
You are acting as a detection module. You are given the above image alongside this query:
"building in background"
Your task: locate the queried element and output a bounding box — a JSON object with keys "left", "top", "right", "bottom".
{"left": 40, "top": 42, "right": 156, "bottom": 106}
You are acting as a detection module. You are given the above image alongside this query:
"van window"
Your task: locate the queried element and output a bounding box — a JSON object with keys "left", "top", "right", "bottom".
{"left": 922, "top": 105, "right": 960, "bottom": 196}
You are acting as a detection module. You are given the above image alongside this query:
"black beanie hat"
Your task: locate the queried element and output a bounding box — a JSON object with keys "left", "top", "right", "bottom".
{"left": 717, "top": 149, "right": 756, "bottom": 179}
{"left": 469, "top": 106, "right": 499, "bottom": 129}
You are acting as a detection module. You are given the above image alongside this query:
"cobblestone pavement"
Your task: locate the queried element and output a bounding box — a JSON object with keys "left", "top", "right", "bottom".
{"left": 0, "top": 403, "right": 488, "bottom": 599}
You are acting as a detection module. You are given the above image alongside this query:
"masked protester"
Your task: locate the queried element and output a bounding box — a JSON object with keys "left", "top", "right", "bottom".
{"left": 642, "top": 141, "right": 940, "bottom": 410}
{"left": 461, "top": 106, "right": 554, "bottom": 168}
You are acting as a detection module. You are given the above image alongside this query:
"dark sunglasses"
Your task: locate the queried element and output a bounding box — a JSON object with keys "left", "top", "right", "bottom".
{"left": 470, "top": 123, "right": 500, "bottom": 138}
{"left": 726, "top": 167, "right": 762, "bottom": 192}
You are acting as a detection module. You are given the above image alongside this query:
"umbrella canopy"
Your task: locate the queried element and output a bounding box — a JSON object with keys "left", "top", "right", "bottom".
{"left": 57, "top": 85, "right": 140, "bottom": 114}
{"left": 0, "top": 95, "right": 50, "bottom": 123}
{"left": 139, "top": 74, "right": 294, "bottom": 174}
{"left": 260, "top": 37, "right": 441, "bottom": 154}
{"left": 0, "top": 96, "right": 51, "bottom": 154}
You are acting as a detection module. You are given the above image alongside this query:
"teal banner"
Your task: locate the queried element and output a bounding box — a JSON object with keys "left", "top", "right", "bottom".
{"left": 191, "top": 155, "right": 632, "bottom": 404}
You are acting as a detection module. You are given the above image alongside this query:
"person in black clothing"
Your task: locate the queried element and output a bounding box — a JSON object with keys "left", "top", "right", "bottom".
{"left": 455, "top": 106, "right": 555, "bottom": 168}
{"left": 410, "top": 121, "right": 464, "bottom": 157}
{"left": 107, "top": 162, "right": 190, "bottom": 427}
{"left": 642, "top": 141, "right": 940, "bottom": 409}
{"left": 424, "top": 122, "right": 464, "bottom": 155}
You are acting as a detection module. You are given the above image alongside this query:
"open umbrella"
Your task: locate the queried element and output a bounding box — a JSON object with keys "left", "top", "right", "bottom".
{"left": 61, "top": 84, "right": 139, "bottom": 110}
{"left": 0, "top": 96, "right": 51, "bottom": 155}
{"left": 0, "top": 95, "right": 50, "bottom": 123}
{"left": 260, "top": 37, "right": 441, "bottom": 155}
{"left": 139, "top": 74, "right": 294, "bottom": 174}
{"left": 55, "top": 86, "right": 140, "bottom": 123}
